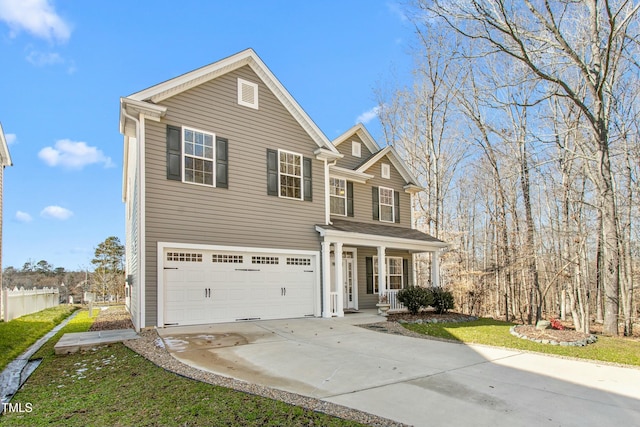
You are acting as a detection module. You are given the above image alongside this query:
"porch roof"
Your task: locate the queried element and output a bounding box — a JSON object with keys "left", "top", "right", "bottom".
{"left": 315, "top": 219, "right": 448, "bottom": 252}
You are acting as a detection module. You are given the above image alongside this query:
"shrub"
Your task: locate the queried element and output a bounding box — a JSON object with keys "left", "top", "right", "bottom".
{"left": 429, "top": 287, "right": 454, "bottom": 314}
{"left": 397, "top": 286, "right": 433, "bottom": 315}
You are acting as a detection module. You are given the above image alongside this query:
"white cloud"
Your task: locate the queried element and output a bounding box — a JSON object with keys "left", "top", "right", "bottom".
{"left": 26, "top": 49, "right": 63, "bottom": 66}
{"left": 40, "top": 205, "right": 73, "bottom": 220}
{"left": 5, "top": 133, "right": 16, "bottom": 145}
{"left": 356, "top": 106, "right": 381, "bottom": 125}
{"left": 0, "top": 0, "right": 71, "bottom": 42}
{"left": 38, "top": 139, "right": 114, "bottom": 169}
{"left": 15, "top": 210, "right": 32, "bottom": 222}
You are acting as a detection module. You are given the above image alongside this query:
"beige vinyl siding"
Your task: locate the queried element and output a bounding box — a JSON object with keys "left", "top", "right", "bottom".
{"left": 335, "top": 134, "right": 372, "bottom": 170}
{"left": 332, "top": 156, "right": 412, "bottom": 228}
{"left": 142, "top": 66, "right": 325, "bottom": 327}
{"left": 356, "top": 248, "right": 413, "bottom": 309}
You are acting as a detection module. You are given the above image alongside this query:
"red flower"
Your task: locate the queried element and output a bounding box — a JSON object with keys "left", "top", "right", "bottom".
{"left": 549, "top": 318, "right": 564, "bottom": 330}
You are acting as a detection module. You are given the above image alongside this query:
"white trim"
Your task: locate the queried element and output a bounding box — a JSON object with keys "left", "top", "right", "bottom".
{"left": 332, "top": 123, "right": 380, "bottom": 153}
{"left": 277, "top": 149, "right": 303, "bottom": 201}
{"left": 181, "top": 126, "right": 216, "bottom": 187}
{"left": 381, "top": 163, "right": 391, "bottom": 179}
{"left": 237, "top": 78, "right": 259, "bottom": 109}
{"left": 328, "top": 166, "right": 373, "bottom": 184}
{"left": 126, "top": 49, "right": 338, "bottom": 155}
{"left": 0, "top": 122, "right": 13, "bottom": 166}
{"left": 334, "top": 242, "right": 344, "bottom": 317}
{"left": 356, "top": 146, "right": 423, "bottom": 190}
{"left": 352, "top": 141, "right": 361, "bottom": 157}
{"left": 157, "top": 242, "right": 321, "bottom": 327}
{"left": 379, "top": 186, "right": 394, "bottom": 223}
{"left": 315, "top": 226, "right": 449, "bottom": 252}
{"left": 321, "top": 241, "right": 331, "bottom": 317}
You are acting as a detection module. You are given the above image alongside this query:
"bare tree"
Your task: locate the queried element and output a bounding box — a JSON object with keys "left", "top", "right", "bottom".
{"left": 418, "top": 0, "right": 639, "bottom": 334}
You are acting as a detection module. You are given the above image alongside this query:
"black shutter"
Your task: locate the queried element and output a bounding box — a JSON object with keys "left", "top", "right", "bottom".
{"left": 366, "top": 257, "right": 373, "bottom": 294}
{"left": 216, "top": 137, "right": 228, "bottom": 189}
{"left": 166, "top": 125, "right": 181, "bottom": 181}
{"left": 267, "top": 149, "right": 278, "bottom": 196}
{"left": 403, "top": 258, "right": 409, "bottom": 287}
{"left": 346, "top": 181, "right": 354, "bottom": 217}
{"left": 372, "top": 187, "right": 379, "bottom": 220}
{"left": 303, "top": 157, "right": 312, "bottom": 202}
{"left": 394, "top": 190, "right": 400, "bottom": 223}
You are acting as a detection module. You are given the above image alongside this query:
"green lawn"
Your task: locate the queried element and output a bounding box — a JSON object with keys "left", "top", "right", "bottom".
{"left": 404, "top": 318, "right": 640, "bottom": 366}
{"left": 0, "top": 305, "right": 78, "bottom": 370}
{"left": 1, "top": 310, "right": 364, "bottom": 427}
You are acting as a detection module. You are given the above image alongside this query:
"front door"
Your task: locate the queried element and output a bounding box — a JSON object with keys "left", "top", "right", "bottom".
{"left": 343, "top": 257, "right": 355, "bottom": 309}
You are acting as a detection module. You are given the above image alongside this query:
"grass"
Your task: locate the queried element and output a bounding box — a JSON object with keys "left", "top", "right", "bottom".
{"left": 0, "top": 305, "right": 78, "bottom": 370}
{"left": 1, "top": 309, "right": 364, "bottom": 427}
{"left": 404, "top": 318, "right": 640, "bottom": 367}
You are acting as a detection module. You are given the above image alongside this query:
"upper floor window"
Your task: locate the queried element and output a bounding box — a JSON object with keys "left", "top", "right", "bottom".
{"left": 267, "top": 149, "right": 312, "bottom": 201}
{"left": 330, "top": 177, "right": 347, "bottom": 216}
{"left": 166, "top": 124, "right": 228, "bottom": 189}
{"left": 183, "top": 128, "right": 214, "bottom": 186}
{"left": 279, "top": 150, "right": 302, "bottom": 200}
{"left": 381, "top": 163, "right": 390, "bottom": 179}
{"left": 352, "top": 141, "right": 361, "bottom": 157}
{"left": 379, "top": 187, "right": 394, "bottom": 222}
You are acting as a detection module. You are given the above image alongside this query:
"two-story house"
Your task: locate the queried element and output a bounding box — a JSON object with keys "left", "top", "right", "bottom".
{"left": 119, "top": 49, "right": 447, "bottom": 331}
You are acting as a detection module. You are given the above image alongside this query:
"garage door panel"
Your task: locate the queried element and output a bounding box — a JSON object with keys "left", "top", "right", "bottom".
{"left": 163, "top": 248, "right": 316, "bottom": 326}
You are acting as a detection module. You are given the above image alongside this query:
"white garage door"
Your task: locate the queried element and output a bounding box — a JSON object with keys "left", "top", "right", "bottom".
{"left": 162, "top": 248, "right": 317, "bottom": 326}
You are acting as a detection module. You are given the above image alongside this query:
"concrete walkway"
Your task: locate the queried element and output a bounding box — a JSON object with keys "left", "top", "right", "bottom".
{"left": 54, "top": 329, "right": 139, "bottom": 355}
{"left": 157, "top": 313, "right": 640, "bottom": 427}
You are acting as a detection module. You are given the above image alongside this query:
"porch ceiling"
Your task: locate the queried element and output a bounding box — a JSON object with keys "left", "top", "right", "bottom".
{"left": 315, "top": 219, "right": 448, "bottom": 252}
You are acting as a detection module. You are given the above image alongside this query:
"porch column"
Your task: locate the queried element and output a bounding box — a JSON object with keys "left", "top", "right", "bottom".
{"left": 321, "top": 241, "right": 332, "bottom": 317}
{"left": 334, "top": 242, "right": 344, "bottom": 317}
{"left": 377, "top": 246, "right": 386, "bottom": 296}
{"left": 431, "top": 250, "right": 440, "bottom": 288}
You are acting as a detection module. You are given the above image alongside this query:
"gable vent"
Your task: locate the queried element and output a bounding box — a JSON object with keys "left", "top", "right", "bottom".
{"left": 238, "top": 78, "right": 259, "bottom": 109}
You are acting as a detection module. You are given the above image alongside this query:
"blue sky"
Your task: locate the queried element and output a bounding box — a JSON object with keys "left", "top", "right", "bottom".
{"left": 0, "top": 0, "right": 415, "bottom": 271}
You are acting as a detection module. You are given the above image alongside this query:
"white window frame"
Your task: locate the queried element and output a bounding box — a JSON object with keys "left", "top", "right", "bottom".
{"left": 381, "top": 163, "right": 391, "bottom": 179}
{"left": 237, "top": 78, "right": 259, "bottom": 109}
{"left": 278, "top": 149, "right": 303, "bottom": 200}
{"left": 329, "top": 177, "right": 347, "bottom": 216}
{"left": 182, "top": 126, "right": 215, "bottom": 187}
{"left": 379, "top": 186, "right": 394, "bottom": 223}
{"left": 373, "top": 256, "right": 404, "bottom": 294}
{"left": 352, "top": 141, "right": 361, "bottom": 157}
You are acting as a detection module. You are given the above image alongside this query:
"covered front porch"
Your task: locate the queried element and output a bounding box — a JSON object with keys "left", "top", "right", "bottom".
{"left": 316, "top": 219, "right": 448, "bottom": 317}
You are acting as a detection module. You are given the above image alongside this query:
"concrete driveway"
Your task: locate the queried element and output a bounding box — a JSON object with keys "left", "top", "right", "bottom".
{"left": 157, "top": 312, "right": 640, "bottom": 426}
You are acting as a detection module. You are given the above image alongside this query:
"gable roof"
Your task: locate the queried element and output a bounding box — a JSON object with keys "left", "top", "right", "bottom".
{"left": 124, "top": 48, "right": 339, "bottom": 154}
{"left": 332, "top": 123, "right": 380, "bottom": 154}
{"left": 355, "top": 145, "right": 423, "bottom": 191}
{"left": 0, "top": 122, "right": 13, "bottom": 167}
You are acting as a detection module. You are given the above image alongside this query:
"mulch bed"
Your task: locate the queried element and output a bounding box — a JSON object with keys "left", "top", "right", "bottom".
{"left": 512, "top": 325, "right": 591, "bottom": 343}
{"left": 88, "top": 305, "right": 134, "bottom": 331}
{"left": 387, "top": 311, "right": 477, "bottom": 323}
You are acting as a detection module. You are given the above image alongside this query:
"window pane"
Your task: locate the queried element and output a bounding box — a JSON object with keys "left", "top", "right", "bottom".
{"left": 389, "top": 276, "right": 402, "bottom": 290}
{"left": 204, "top": 134, "right": 213, "bottom": 147}
{"left": 381, "top": 205, "right": 393, "bottom": 222}
{"left": 195, "top": 132, "right": 203, "bottom": 145}
{"left": 204, "top": 147, "right": 213, "bottom": 158}
{"left": 330, "top": 196, "right": 346, "bottom": 215}
{"left": 184, "top": 130, "right": 194, "bottom": 142}
{"left": 195, "top": 144, "right": 203, "bottom": 157}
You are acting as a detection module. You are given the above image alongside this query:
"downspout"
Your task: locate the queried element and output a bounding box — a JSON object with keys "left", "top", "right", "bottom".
{"left": 325, "top": 159, "right": 337, "bottom": 225}
{"left": 121, "top": 106, "right": 142, "bottom": 332}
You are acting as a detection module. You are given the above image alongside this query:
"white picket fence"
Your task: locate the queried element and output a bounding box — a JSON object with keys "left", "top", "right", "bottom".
{"left": 2, "top": 286, "right": 59, "bottom": 322}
